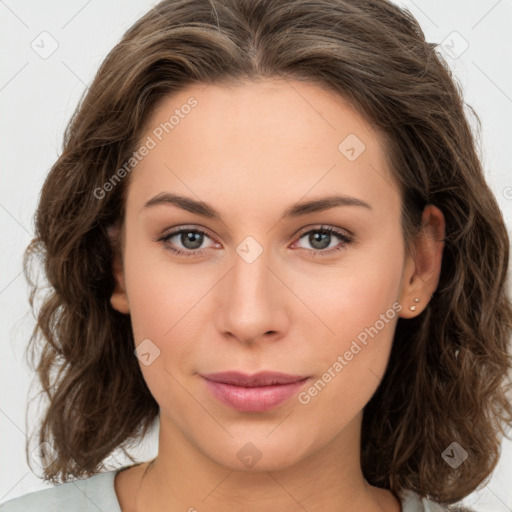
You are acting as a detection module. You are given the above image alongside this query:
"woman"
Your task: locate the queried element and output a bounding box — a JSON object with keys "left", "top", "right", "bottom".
{"left": 2, "top": 0, "right": 511, "bottom": 510}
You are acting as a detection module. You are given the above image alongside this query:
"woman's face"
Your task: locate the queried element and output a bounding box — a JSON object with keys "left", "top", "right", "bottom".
{"left": 110, "top": 78, "right": 435, "bottom": 472}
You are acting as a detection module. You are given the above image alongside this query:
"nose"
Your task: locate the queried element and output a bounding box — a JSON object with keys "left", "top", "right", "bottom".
{"left": 214, "top": 245, "right": 290, "bottom": 345}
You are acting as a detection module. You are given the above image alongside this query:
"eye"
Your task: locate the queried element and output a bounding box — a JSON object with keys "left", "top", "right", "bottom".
{"left": 293, "top": 226, "right": 353, "bottom": 256}
{"left": 156, "top": 227, "right": 217, "bottom": 257}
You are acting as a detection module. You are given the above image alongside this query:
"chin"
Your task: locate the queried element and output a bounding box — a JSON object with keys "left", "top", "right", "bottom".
{"left": 203, "top": 431, "right": 315, "bottom": 473}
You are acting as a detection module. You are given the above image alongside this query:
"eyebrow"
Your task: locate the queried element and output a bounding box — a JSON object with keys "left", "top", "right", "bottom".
{"left": 142, "top": 192, "right": 372, "bottom": 221}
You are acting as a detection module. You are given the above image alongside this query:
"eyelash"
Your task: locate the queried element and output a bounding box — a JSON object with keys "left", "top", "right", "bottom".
{"left": 156, "top": 225, "right": 354, "bottom": 258}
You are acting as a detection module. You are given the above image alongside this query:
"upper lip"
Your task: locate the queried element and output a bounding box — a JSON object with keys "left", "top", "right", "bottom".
{"left": 201, "top": 371, "right": 310, "bottom": 387}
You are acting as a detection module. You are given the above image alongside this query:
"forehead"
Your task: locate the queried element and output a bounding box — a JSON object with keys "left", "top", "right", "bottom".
{"left": 127, "top": 78, "right": 400, "bottom": 218}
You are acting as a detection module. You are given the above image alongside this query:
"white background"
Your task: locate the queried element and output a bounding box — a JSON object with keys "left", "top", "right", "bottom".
{"left": 1, "top": 0, "right": 511, "bottom": 510}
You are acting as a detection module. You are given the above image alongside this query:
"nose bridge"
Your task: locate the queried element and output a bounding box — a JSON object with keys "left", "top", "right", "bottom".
{"left": 233, "top": 243, "right": 272, "bottom": 301}
{"left": 216, "top": 238, "right": 288, "bottom": 342}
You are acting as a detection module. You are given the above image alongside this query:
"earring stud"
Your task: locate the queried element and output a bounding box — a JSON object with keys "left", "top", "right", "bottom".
{"left": 409, "top": 298, "right": 420, "bottom": 311}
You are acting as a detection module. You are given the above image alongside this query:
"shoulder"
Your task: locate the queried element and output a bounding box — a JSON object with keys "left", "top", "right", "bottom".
{"left": 400, "top": 489, "right": 476, "bottom": 512}
{"left": 0, "top": 470, "right": 121, "bottom": 512}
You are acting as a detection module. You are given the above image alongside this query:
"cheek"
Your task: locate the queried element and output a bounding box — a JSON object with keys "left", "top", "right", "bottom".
{"left": 122, "top": 238, "right": 214, "bottom": 399}
{"left": 121, "top": 242, "right": 202, "bottom": 411}
{"left": 317, "top": 246, "right": 403, "bottom": 350}
{"left": 297, "top": 292, "right": 401, "bottom": 431}
{"left": 123, "top": 239, "right": 205, "bottom": 341}
{"left": 302, "top": 238, "right": 404, "bottom": 404}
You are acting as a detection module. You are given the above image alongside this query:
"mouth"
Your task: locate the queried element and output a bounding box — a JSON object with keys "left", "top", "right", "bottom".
{"left": 201, "top": 371, "right": 311, "bottom": 412}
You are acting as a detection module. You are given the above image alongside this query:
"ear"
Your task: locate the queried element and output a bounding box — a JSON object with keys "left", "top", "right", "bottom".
{"left": 108, "top": 223, "right": 130, "bottom": 314}
{"left": 397, "top": 204, "right": 445, "bottom": 318}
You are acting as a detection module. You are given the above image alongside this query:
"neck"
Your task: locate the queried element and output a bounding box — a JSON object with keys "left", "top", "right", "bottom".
{"left": 131, "top": 411, "right": 399, "bottom": 512}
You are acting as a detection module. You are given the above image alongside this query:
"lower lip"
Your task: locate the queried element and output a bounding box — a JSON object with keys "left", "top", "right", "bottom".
{"left": 202, "top": 377, "right": 310, "bottom": 412}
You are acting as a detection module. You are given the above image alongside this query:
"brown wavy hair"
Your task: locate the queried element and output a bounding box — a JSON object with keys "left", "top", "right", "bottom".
{"left": 22, "top": 0, "right": 512, "bottom": 507}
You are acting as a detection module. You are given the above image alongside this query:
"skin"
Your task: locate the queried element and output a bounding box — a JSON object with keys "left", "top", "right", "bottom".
{"left": 110, "top": 78, "right": 445, "bottom": 512}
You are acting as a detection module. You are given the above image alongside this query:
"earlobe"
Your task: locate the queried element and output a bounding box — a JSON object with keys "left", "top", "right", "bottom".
{"left": 108, "top": 223, "right": 130, "bottom": 314}
{"left": 110, "top": 277, "right": 130, "bottom": 314}
{"left": 398, "top": 205, "right": 445, "bottom": 319}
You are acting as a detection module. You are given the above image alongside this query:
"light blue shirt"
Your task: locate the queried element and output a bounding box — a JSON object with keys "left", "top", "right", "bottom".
{"left": 0, "top": 468, "right": 471, "bottom": 511}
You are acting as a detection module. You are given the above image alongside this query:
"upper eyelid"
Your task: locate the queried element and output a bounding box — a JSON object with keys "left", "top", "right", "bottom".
{"left": 295, "top": 225, "right": 353, "bottom": 239}
{"left": 161, "top": 225, "right": 215, "bottom": 241}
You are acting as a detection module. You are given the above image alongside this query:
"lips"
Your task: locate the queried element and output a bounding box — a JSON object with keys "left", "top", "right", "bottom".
{"left": 201, "top": 371, "right": 309, "bottom": 387}
{"left": 201, "top": 371, "right": 311, "bottom": 412}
